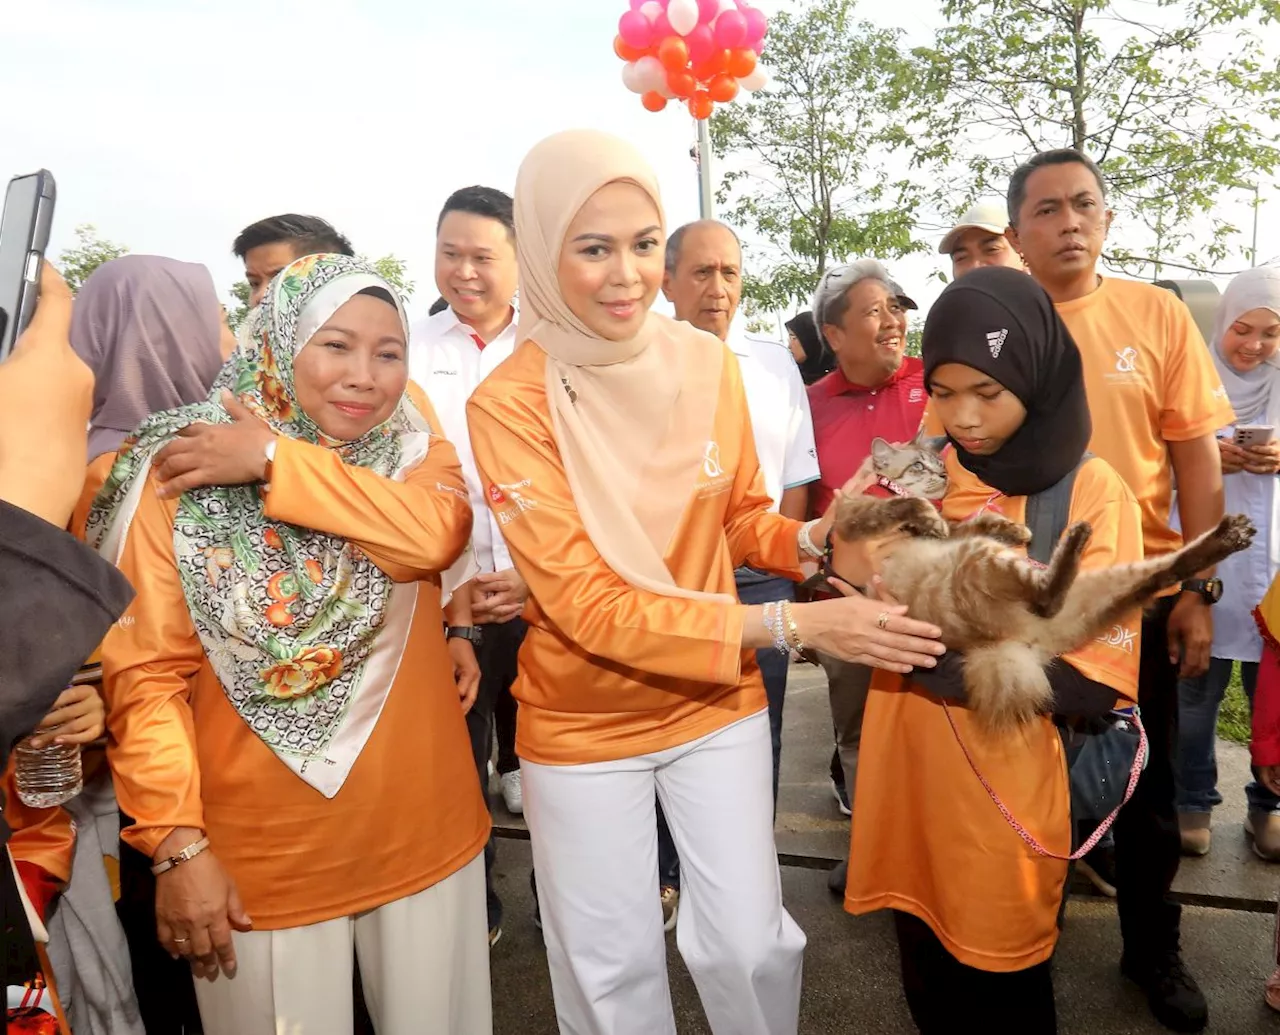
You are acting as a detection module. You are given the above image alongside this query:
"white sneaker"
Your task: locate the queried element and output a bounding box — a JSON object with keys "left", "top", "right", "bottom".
{"left": 501, "top": 769, "right": 524, "bottom": 815}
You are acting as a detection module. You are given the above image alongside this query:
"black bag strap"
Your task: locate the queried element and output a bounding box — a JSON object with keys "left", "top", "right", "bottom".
{"left": 1022, "top": 453, "right": 1094, "bottom": 565}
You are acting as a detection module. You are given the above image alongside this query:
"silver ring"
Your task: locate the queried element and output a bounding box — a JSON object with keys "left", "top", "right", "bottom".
{"left": 173, "top": 937, "right": 190, "bottom": 945}
{"left": 876, "top": 611, "right": 890, "bottom": 631}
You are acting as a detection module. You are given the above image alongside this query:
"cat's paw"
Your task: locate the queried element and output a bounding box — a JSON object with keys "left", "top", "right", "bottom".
{"left": 961, "top": 512, "right": 1032, "bottom": 546}
{"left": 1214, "top": 513, "right": 1256, "bottom": 554}
{"left": 886, "top": 497, "right": 948, "bottom": 539}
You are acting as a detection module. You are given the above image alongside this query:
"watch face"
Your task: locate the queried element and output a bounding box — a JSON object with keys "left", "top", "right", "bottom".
{"left": 1205, "top": 578, "right": 1224, "bottom": 603}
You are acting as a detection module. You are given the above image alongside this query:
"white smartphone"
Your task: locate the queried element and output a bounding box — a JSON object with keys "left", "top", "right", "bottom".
{"left": 1235, "top": 425, "right": 1276, "bottom": 448}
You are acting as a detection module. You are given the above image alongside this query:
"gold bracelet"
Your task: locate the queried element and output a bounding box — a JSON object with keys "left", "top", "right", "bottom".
{"left": 150, "top": 836, "right": 211, "bottom": 876}
{"left": 780, "top": 600, "right": 804, "bottom": 652}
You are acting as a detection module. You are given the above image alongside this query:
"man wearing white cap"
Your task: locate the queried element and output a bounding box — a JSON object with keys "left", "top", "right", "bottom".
{"left": 939, "top": 201, "right": 1025, "bottom": 279}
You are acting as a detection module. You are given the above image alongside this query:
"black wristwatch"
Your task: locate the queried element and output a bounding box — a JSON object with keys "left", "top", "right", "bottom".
{"left": 1181, "top": 578, "right": 1223, "bottom": 605}
{"left": 446, "top": 625, "right": 483, "bottom": 646}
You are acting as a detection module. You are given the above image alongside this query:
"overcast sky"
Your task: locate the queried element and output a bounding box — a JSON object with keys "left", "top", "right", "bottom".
{"left": 1, "top": 0, "right": 1273, "bottom": 330}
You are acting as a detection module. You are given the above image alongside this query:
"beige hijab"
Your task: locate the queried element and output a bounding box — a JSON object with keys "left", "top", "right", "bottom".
{"left": 515, "top": 129, "right": 730, "bottom": 602}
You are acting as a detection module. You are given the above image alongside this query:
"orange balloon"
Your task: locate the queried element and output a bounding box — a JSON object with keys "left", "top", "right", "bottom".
{"left": 707, "top": 73, "right": 739, "bottom": 103}
{"left": 692, "top": 49, "right": 729, "bottom": 81}
{"left": 726, "top": 48, "right": 757, "bottom": 79}
{"left": 667, "top": 69, "right": 697, "bottom": 99}
{"left": 657, "top": 35, "right": 691, "bottom": 73}
{"left": 614, "top": 35, "right": 647, "bottom": 62}
{"left": 642, "top": 91, "right": 669, "bottom": 113}
{"left": 688, "top": 91, "right": 714, "bottom": 120}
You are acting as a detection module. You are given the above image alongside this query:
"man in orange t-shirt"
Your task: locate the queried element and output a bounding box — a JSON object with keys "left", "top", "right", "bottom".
{"left": 1007, "top": 149, "right": 1232, "bottom": 1034}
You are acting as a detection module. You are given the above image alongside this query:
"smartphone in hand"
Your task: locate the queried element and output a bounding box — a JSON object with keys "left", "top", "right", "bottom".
{"left": 1234, "top": 425, "right": 1276, "bottom": 449}
{"left": 0, "top": 170, "right": 56, "bottom": 362}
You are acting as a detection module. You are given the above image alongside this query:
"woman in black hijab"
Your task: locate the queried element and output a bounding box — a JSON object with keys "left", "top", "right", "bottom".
{"left": 784, "top": 310, "right": 834, "bottom": 385}
{"left": 844, "top": 267, "right": 1145, "bottom": 1035}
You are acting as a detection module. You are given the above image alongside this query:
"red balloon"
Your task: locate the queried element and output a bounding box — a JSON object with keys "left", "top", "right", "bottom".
{"left": 657, "top": 35, "right": 691, "bottom": 73}
{"left": 707, "top": 73, "right": 739, "bottom": 103}
{"left": 688, "top": 91, "right": 714, "bottom": 120}
{"left": 726, "top": 48, "right": 757, "bottom": 78}
{"left": 692, "top": 49, "right": 729, "bottom": 81}
{"left": 667, "top": 68, "right": 697, "bottom": 99}
{"left": 614, "top": 35, "right": 648, "bottom": 62}
{"left": 642, "top": 91, "right": 669, "bottom": 113}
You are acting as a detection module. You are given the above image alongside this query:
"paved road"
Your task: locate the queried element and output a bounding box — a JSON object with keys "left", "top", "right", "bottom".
{"left": 485, "top": 662, "right": 1280, "bottom": 1033}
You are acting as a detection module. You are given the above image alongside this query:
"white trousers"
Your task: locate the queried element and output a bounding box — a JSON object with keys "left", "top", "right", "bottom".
{"left": 523, "top": 710, "right": 805, "bottom": 1035}
{"left": 193, "top": 852, "right": 491, "bottom": 1035}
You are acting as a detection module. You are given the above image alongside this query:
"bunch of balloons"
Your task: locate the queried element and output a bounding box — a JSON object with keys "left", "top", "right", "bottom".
{"left": 615, "top": 0, "right": 769, "bottom": 118}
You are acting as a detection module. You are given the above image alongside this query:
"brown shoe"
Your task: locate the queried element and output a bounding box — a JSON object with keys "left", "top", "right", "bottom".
{"left": 1178, "top": 812, "right": 1211, "bottom": 856}
{"left": 1245, "top": 811, "right": 1280, "bottom": 861}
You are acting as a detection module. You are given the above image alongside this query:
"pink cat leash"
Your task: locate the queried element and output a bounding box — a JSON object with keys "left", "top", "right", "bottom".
{"left": 942, "top": 702, "right": 1148, "bottom": 860}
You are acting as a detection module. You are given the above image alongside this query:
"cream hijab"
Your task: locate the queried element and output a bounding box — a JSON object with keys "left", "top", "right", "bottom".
{"left": 515, "top": 129, "right": 731, "bottom": 602}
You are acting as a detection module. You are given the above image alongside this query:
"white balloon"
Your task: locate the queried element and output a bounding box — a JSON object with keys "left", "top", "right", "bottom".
{"left": 634, "top": 55, "right": 667, "bottom": 93}
{"left": 668, "top": 0, "right": 699, "bottom": 34}
{"left": 622, "top": 62, "right": 646, "bottom": 95}
{"left": 640, "top": 1, "right": 664, "bottom": 19}
{"left": 741, "top": 67, "right": 768, "bottom": 91}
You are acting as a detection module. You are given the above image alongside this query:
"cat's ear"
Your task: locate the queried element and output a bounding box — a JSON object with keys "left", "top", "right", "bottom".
{"left": 909, "top": 424, "right": 927, "bottom": 446}
{"left": 922, "top": 436, "right": 949, "bottom": 455}
{"left": 871, "top": 438, "right": 893, "bottom": 462}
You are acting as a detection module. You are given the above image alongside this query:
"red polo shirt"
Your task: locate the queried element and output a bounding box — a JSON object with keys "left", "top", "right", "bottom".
{"left": 806, "top": 358, "right": 928, "bottom": 515}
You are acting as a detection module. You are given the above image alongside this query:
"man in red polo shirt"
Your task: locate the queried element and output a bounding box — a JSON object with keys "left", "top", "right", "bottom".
{"left": 807, "top": 260, "right": 928, "bottom": 891}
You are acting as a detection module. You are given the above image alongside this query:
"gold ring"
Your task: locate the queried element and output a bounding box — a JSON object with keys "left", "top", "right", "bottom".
{"left": 876, "top": 611, "right": 890, "bottom": 630}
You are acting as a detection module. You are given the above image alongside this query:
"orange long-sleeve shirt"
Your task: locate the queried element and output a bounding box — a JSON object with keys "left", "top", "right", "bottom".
{"left": 467, "top": 339, "right": 805, "bottom": 766}
{"left": 101, "top": 419, "right": 488, "bottom": 930}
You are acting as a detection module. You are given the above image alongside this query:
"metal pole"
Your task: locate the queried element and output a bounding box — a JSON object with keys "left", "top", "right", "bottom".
{"left": 1251, "top": 182, "right": 1260, "bottom": 268}
{"left": 696, "top": 118, "right": 714, "bottom": 219}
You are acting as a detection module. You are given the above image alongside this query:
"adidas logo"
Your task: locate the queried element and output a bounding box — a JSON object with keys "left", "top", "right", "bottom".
{"left": 986, "top": 329, "right": 1008, "bottom": 358}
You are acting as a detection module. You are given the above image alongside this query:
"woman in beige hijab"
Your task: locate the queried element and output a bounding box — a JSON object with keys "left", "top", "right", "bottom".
{"left": 467, "top": 129, "right": 943, "bottom": 1035}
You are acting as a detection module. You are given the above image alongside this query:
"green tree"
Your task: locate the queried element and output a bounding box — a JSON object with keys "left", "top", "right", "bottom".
{"left": 58, "top": 224, "right": 129, "bottom": 293}
{"left": 226, "top": 253, "right": 416, "bottom": 332}
{"left": 710, "top": 0, "right": 941, "bottom": 312}
{"left": 917, "top": 0, "right": 1280, "bottom": 274}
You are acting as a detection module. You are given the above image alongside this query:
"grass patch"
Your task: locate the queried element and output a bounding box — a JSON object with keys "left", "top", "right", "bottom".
{"left": 1217, "top": 664, "right": 1251, "bottom": 745}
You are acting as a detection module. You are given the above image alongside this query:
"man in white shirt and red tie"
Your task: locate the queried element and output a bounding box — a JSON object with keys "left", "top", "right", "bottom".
{"left": 656, "top": 219, "right": 821, "bottom": 926}
{"left": 409, "top": 186, "right": 525, "bottom": 947}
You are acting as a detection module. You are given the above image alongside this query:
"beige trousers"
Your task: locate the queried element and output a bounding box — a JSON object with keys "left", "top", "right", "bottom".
{"left": 193, "top": 852, "right": 491, "bottom": 1035}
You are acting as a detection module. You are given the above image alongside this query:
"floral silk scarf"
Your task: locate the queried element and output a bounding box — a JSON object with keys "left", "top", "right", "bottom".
{"left": 86, "top": 254, "right": 434, "bottom": 796}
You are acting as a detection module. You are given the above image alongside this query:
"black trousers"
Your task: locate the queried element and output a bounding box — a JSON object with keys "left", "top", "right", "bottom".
{"left": 1114, "top": 598, "right": 1183, "bottom": 961}
{"left": 466, "top": 618, "right": 527, "bottom": 930}
{"left": 893, "top": 911, "right": 1057, "bottom": 1034}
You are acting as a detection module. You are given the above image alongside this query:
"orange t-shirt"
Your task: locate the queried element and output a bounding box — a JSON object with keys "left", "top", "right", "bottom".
{"left": 100, "top": 411, "right": 489, "bottom": 930}
{"left": 467, "top": 340, "right": 805, "bottom": 766}
{"left": 1055, "top": 278, "right": 1233, "bottom": 556}
{"left": 845, "top": 451, "right": 1142, "bottom": 971}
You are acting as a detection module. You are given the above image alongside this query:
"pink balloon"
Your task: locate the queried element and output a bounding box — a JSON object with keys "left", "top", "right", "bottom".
{"left": 714, "top": 9, "right": 748, "bottom": 48}
{"left": 743, "top": 6, "right": 767, "bottom": 43}
{"left": 696, "top": 0, "right": 720, "bottom": 23}
{"left": 619, "top": 10, "right": 654, "bottom": 48}
{"left": 652, "top": 10, "right": 673, "bottom": 38}
{"left": 685, "top": 23, "right": 715, "bottom": 62}
{"left": 629, "top": 0, "right": 648, "bottom": 8}
{"left": 751, "top": 39, "right": 764, "bottom": 55}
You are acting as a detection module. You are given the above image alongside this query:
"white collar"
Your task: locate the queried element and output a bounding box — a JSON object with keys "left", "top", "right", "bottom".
{"left": 424, "top": 303, "right": 518, "bottom": 344}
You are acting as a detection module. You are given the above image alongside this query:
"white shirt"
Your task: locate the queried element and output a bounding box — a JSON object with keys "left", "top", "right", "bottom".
{"left": 408, "top": 306, "right": 518, "bottom": 573}
{"left": 727, "top": 323, "right": 820, "bottom": 512}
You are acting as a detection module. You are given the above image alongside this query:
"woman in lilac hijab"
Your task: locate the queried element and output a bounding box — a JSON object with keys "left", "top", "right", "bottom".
{"left": 20, "top": 254, "right": 228, "bottom": 1034}
{"left": 72, "top": 254, "right": 231, "bottom": 461}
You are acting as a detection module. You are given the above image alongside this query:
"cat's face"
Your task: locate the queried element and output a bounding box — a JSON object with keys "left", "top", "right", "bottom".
{"left": 869, "top": 434, "right": 948, "bottom": 501}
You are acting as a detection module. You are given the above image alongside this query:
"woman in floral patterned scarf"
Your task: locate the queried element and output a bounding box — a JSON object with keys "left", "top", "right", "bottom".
{"left": 91, "top": 254, "right": 493, "bottom": 1035}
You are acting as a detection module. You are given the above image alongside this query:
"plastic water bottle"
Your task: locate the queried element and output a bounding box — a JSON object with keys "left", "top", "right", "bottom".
{"left": 13, "top": 736, "right": 82, "bottom": 808}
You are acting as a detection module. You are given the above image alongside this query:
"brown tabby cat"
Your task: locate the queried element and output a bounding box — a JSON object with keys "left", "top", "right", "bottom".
{"left": 828, "top": 434, "right": 1256, "bottom": 733}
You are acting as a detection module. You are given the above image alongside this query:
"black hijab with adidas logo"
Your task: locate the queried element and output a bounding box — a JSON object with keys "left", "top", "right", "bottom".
{"left": 921, "top": 265, "right": 1092, "bottom": 498}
